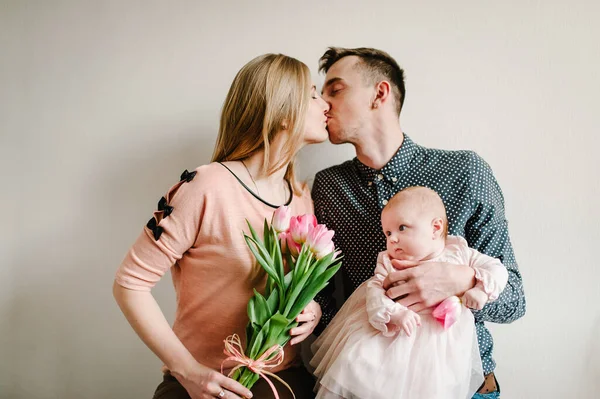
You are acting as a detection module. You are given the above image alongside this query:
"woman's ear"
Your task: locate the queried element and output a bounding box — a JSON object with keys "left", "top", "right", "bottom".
{"left": 432, "top": 217, "right": 445, "bottom": 239}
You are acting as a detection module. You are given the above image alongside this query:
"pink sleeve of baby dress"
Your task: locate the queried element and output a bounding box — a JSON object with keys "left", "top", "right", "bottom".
{"left": 365, "top": 251, "right": 406, "bottom": 336}
{"left": 460, "top": 239, "right": 509, "bottom": 301}
{"left": 114, "top": 168, "right": 207, "bottom": 291}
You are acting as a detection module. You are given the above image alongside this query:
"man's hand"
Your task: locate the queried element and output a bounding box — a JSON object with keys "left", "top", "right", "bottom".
{"left": 383, "top": 261, "right": 476, "bottom": 313}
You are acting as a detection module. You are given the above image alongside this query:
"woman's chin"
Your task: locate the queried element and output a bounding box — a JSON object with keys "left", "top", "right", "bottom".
{"left": 304, "top": 131, "right": 329, "bottom": 144}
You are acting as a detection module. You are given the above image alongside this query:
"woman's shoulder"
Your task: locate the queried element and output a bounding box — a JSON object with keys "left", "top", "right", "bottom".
{"left": 179, "top": 162, "right": 234, "bottom": 191}
{"left": 162, "top": 162, "right": 232, "bottom": 204}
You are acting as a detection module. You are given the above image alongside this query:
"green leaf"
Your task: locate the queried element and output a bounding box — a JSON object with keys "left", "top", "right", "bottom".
{"left": 271, "top": 228, "right": 285, "bottom": 285}
{"left": 245, "top": 321, "right": 262, "bottom": 357}
{"left": 304, "top": 252, "right": 342, "bottom": 289}
{"left": 266, "top": 286, "right": 279, "bottom": 315}
{"left": 247, "top": 296, "right": 258, "bottom": 325}
{"left": 253, "top": 289, "right": 271, "bottom": 326}
{"left": 244, "top": 235, "right": 280, "bottom": 286}
{"left": 288, "top": 262, "right": 342, "bottom": 318}
{"left": 263, "top": 219, "right": 271, "bottom": 252}
{"left": 246, "top": 220, "right": 261, "bottom": 244}
{"left": 283, "top": 270, "right": 293, "bottom": 292}
{"left": 246, "top": 322, "right": 256, "bottom": 344}
{"left": 264, "top": 276, "right": 273, "bottom": 298}
{"left": 284, "top": 254, "right": 295, "bottom": 294}
{"left": 243, "top": 234, "right": 269, "bottom": 267}
{"left": 247, "top": 321, "right": 268, "bottom": 359}
{"left": 257, "top": 312, "right": 292, "bottom": 358}
{"left": 283, "top": 263, "right": 314, "bottom": 317}
{"left": 294, "top": 245, "right": 311, "bottom": 279}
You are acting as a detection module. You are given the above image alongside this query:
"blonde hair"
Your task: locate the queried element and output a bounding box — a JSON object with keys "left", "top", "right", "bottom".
{"left": 385, "top": 186, "right": 449, "bottom": 238}
{"left": 211, "top": 54, "right": 312, "bottom": 195}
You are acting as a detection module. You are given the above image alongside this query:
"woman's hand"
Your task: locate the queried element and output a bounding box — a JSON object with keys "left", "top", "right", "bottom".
{"left": 172, "top": 361, "right": 253, "bottom": 399}
{"left": 290, "top": 300, "right": 322, "bottom": 345}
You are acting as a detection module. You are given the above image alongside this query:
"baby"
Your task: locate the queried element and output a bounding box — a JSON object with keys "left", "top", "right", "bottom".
{"left": 382, "top": 186, "right": 494, "bottom": 336}
{"left": 311, "top": 186, "right": 508, "bottom": 399}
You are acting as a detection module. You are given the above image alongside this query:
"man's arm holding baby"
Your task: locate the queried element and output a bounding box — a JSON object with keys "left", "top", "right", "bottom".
{"left": 383, "top": 155, "right": 525, "bottom": 323}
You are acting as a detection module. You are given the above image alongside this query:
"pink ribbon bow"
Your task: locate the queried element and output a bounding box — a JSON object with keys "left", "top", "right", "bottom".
{"left": 221, "top": 334, "right": 295, "bottom": 399}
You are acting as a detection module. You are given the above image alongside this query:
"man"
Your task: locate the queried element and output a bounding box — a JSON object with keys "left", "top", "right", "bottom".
{"left": 312, "top": 47, "right": 525, "bottom": 398}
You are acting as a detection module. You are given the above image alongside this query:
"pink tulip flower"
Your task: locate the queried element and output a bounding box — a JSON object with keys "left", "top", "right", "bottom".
{"left": 289, "top": 214, "right": 317, "bottom": 244}
{"left": 272, "top": 206, "right": 291, "bottom": 233}
{"left": 280, "top": 232, "right": 301, "bottom": 257}
{"left": 306, "top": 224, "right": 335, "bottom": 259}
{"left": 432, "top": 296, "right": 462, "bottom": 329}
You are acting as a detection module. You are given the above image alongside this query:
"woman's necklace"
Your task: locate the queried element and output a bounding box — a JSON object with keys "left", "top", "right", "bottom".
{"left": 241, "top": 160, "right": 260, "bottom": 196}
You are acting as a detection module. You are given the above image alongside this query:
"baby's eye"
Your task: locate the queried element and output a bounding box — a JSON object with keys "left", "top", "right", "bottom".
{"left": 399, "top": 225, "right": 406, "bottom": 231}
{"left": 385, "top": 231, "right": 391, "bottom": 237}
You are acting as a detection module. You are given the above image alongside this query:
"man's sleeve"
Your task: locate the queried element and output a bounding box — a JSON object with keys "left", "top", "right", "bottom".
{"left": 464, "top": 152, "right": 526, "bottom": 323}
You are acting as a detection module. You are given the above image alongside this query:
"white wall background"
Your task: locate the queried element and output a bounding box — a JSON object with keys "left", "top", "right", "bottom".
{"left": 1, "top": 1, "right": 599, "bottom": 398}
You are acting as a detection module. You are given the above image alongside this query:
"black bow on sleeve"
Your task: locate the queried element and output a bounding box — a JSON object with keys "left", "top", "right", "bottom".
{"left": 158, "top": 196, "right": 174, "bottom": 218}
{"left": 146, "top": 217, "right": 164, "bottom": 241}
{"left": 180, "top": 169, "right": 197, "bottom": 183}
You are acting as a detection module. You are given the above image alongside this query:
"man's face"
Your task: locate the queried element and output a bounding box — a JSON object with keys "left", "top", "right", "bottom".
{"left": 321, "top": 56, "right": 374, "bottom": 145}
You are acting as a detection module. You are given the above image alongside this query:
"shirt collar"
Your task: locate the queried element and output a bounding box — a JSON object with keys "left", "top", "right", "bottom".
{"left": 354, "top": 134, "right": 418, "bottom": 185}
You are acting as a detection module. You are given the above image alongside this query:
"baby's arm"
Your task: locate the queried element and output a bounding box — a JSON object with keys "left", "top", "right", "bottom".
{"left": 462, "top": 287, "right": 489, "bottom": 310}
{"left": 462, "top": 247, "right": 509, "bottom": 309}
{"left": 366, "top": 252, "right": 421, "bottom": 336}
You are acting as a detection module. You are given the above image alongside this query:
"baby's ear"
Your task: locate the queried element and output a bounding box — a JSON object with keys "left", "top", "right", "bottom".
{"left": 431, "top": 217, "right": 445, "bottom": 239}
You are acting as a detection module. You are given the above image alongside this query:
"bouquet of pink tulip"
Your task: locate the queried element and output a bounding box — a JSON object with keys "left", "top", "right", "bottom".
{"left": 221, "top": 206, "right": 342, "bottom": 396}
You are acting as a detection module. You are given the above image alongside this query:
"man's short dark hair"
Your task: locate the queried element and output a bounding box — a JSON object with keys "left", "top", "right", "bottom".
{"left": 319, "top": 47, "right": 406, "bottom": 115}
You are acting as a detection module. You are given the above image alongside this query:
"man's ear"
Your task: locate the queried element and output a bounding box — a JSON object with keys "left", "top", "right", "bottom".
{"left": 372, "top": 80, "right": 392, "bottom": 109}
{"left": 432, "top": 217, "right": 445, "bottom": 239}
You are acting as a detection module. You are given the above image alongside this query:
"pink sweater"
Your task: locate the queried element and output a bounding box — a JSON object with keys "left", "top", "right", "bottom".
{"left": 115, "top": 162, "right": 314, "bottom": 372}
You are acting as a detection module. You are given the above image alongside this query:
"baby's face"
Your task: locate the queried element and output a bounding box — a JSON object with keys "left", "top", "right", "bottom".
{"left": 381, "top": 201, "right": 439, "bottom": 262}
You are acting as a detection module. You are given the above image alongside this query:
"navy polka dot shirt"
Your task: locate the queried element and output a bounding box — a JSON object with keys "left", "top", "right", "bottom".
{"left": 312, "top": 134, "right": 526, "bottom": 374}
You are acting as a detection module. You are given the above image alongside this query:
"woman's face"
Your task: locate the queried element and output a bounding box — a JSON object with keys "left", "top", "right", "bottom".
{"left": 303, "top": 85, "right": 330, "bottom": 144}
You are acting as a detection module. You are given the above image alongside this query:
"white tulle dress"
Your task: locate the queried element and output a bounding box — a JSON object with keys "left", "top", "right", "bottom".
{"left": 310, "top": 236, "right": 508, "bottom": 399}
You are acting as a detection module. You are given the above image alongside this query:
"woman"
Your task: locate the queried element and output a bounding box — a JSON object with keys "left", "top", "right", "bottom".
{"left": 113, "top": 53, "right": 330, "bottom": 399}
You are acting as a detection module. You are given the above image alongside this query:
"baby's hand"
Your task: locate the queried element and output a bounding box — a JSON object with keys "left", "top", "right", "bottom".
{"left": 389, "top": 309, "right": 421, "bottom": 337}
{"left": 462, "top": 288, "right": 488, "bottom": 310}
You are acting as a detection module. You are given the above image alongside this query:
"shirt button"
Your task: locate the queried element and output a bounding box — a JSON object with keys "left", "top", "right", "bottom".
{"left": 392, "top": 177, "right": 397, "bottom": 182}
{"left": 382, "top": 199, "right": 388, "bottom": 205}
{"left": 377, "top": 174, "right": 384, "bottom": 180}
